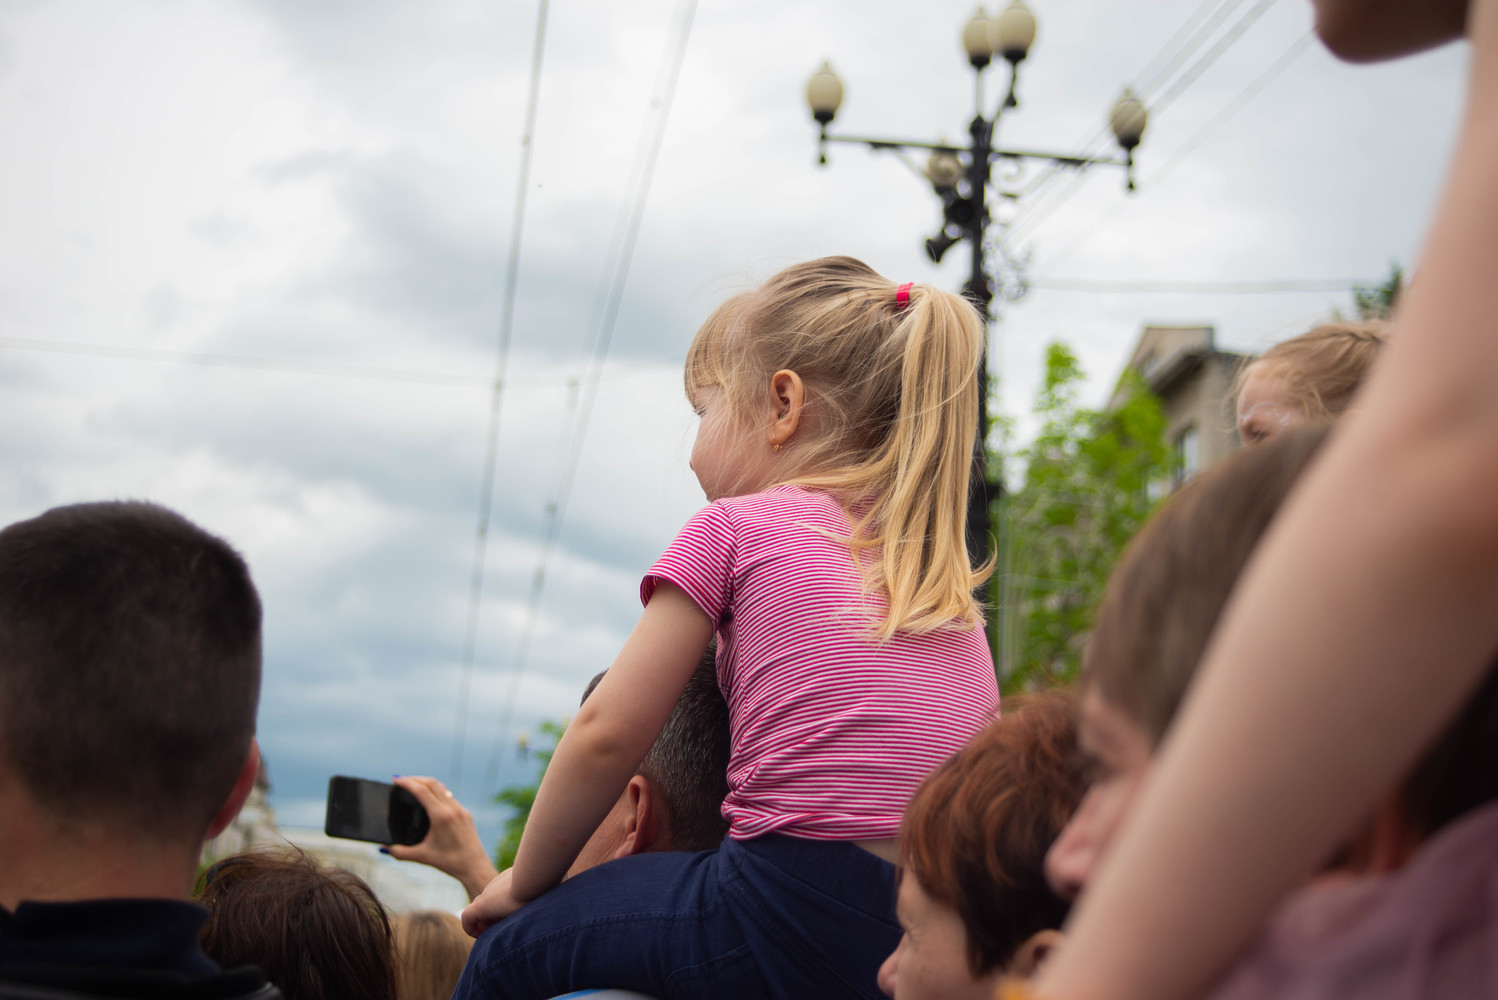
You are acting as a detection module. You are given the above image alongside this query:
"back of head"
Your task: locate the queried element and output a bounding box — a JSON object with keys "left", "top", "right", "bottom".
{"left": 1087, "top": 427, "right": 1331, "bottom": 743}
{"left": 686, "top": 255, "right": 989, "bottom": 637}
{"left": 198, "top": 848, "right": 396, "bottom": 1000}
{"left": 1238, "top": 321, "right": 1388, "bottom": 420}
{"left": 0, "top": 501, "right": 261, "bottom": 844}
{"left": 393, "top": 910, "right": 471, "bottom": 1000}
{"left": 584, "top": 644, "right": 731, "bottom": 850}
{"left": 900, "top": 691, "right": 1086, "bottom": 975}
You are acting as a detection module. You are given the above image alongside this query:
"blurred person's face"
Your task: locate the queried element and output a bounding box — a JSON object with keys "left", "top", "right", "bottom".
{"left": 1308, "top": 0, "right": 1467, "bottom": 62}
{"left": 1236, "top": 365, "right": 1308, "bottom": 445}
{"left": 877, "top": 874, "right": 1000, "bottom": 1000}
{"left": 1044, "top": 687, "right": 1153, "bottom": 901}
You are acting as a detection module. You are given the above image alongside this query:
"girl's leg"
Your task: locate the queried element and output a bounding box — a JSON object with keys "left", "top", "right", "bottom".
{"left": 453, "top": 837, "right": 900, "bottom": 1000}
{"left": 454, "top": 848, "right": 764, "bottom": 1000}
{"left": 720, "top": 835, "right": 901, "bottom": 999}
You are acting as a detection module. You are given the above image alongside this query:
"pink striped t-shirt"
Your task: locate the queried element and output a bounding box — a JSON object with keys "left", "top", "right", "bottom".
{"left": 642, "top": 485, "right": 1000, "bottom": 842}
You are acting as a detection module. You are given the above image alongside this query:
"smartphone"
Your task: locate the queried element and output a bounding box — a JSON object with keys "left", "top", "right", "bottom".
{"left": 324, "top": 775, "right": 431, "bottom": 846}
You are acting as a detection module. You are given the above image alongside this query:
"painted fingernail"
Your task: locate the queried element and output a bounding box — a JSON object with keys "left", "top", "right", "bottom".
{"left": 379, "top": 846, "right": 390, "bottom": 855}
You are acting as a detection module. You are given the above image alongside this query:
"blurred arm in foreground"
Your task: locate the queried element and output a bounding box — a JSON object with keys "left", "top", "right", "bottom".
{"left": 1036, "top": 3, "right": 1498, "bottom": 998}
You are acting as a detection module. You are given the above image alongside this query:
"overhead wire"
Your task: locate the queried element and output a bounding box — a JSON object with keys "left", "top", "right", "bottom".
{"left": 0, "top": 334, "right": 681, "bottom": 390}
{"left": 449, "top": 0, "right": 550, "bottom": 794}
{"left": 1038, "top": 30, "right": 1315, "bottom": 271}
{"left": 1026, "top": 273, "right": 1359, "bottom": 294}
{"left": 1146, "top": 0, "right": 1282, "bottom": 118}
{"left": 0, "top": 336, "right": 490, "bottom": 388}
{"left": 1132, "top": 0, "right": 1248, "bottom": 100}
{"left": 1006, "top": 0, "right": 1281, "bottom": 245}
{"left": 1001, "top": 0, "right": 1249, "bottom": 235}
{"left": 482, "top": 0, "right": 700, "bottom": 787}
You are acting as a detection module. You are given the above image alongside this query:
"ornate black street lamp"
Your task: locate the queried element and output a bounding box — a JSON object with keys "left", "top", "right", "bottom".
{"left": 806, "top": 1, "right": 1148, "bottom": 569}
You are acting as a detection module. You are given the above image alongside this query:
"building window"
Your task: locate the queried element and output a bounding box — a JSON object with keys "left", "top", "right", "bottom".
{"left": 1175, "top": 424, "right": 1201, "bottom": 486}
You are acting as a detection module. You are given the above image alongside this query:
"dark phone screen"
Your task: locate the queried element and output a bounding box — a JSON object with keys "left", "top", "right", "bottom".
{"left": 324, "top": 776, "right": 431, "bottom": 845}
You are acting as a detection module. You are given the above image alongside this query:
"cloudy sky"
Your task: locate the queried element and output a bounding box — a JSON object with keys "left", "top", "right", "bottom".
{"left": 0, "top": 0, "right": 1467, "bottom": 859}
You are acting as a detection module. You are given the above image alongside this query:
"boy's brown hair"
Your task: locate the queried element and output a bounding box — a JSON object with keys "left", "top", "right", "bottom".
{"left": 900, "top": 691, "right": 1086, "bottom": 974}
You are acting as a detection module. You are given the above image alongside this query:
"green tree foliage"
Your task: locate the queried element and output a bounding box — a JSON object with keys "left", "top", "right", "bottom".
{"left": 1353, "top": 261, "right": 1403, "bottom": 320}
{"left": 993, "top": 343, "right": 1172, "bottom": 695}
{"left": 492, "top": 718, "right": 565, "bottom": 870}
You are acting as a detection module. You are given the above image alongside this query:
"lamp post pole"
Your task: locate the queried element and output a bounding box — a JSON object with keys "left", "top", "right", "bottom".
{"left": 965, "top": 94, "right": 996, "bottom": 565}
{"left": 806, "top": 1, "right": 1148, "bottom": 576}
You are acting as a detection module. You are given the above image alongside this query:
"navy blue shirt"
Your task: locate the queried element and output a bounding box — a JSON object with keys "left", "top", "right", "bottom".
{"left": 0, "top": 898, "right": 219, "bottom": 976}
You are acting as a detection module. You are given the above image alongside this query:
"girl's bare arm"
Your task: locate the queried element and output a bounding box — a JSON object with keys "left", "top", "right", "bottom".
{"left": 500, "top": 582, "right": 710, "bottom": 907}
{"left": 1037, "top": 6, "right": 1498, "bottom": 998}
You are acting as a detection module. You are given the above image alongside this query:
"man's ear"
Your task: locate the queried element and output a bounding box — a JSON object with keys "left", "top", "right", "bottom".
{"left": 613, "top": 775, "right": 671, "bottom": 859}
{"left": 207, "top": 739, "right": 260, "bottom": 840}
{"left": 1004, "top": 929, "right": 1064, "bottom": 979}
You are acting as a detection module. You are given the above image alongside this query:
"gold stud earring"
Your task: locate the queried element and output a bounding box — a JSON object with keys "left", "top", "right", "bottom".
{"left": 772, "top": 443, "right": 782, "bottom": 453}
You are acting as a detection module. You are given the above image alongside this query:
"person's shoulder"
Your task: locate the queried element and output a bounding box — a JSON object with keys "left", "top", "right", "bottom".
{"left": 716, "top": 485, "right": 842, "bottom": 520}
{"left": 0, "top": 967, "right": 281, "bottom": 1000}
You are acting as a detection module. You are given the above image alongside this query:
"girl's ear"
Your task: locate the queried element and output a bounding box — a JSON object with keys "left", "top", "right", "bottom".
{"left": 768, "top": 369, "right": 806, "bottom": 446}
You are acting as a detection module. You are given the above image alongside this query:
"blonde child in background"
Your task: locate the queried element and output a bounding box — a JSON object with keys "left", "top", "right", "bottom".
{"left": 453, "top": 256, "right": 1000, "bottom": 1000}
{"left": 1234, "top": 321, "right": 1388, "bottom": 444}
{"left": 393, "top": 911, "right": 472, "bottom": 1000}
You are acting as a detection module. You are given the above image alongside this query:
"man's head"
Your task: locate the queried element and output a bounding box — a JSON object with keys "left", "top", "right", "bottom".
{"left": 567, "top": 647, "right": 730, "bottom": 874}
{"left": 0, "top": 502, "right": 262, "bottom": 849}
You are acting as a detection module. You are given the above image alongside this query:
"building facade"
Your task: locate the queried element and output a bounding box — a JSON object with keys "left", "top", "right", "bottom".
{"left": 1110, "top": 324, "right": 1245, "bottom": 485}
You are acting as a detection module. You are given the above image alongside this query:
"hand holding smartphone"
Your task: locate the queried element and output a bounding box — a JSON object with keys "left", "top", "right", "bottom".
{"left": 324, "top": 775, "right": 431, "bottom": 845}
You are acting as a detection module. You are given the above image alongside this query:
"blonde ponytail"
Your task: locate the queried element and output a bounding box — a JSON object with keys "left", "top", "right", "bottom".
{"left": 686, "top": 256, "right": 989, "bottom": 637}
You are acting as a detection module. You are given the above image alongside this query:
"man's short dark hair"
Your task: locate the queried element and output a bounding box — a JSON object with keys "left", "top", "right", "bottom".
{"left": 583, "top": 645, "right": 730, "bottom": 850}
{"left": 0, "top": 501, "right": 262, "bottom": 842}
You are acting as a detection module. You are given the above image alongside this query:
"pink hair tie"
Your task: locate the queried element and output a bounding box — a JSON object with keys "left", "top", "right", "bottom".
{"left": 895, "top": 282, "right": 913, "bottom": 311}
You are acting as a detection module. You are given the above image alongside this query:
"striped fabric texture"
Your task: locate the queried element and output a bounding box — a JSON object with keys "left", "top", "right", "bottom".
{"left": 643, "top": 485, "right": 1000, "bottom": 842}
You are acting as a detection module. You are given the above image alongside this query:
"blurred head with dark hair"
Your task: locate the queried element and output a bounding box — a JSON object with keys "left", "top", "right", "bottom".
{"left": 877, "top": 692, "right": 1086, "bottom": 999}
{"left": 0, "top": 501, "right": 263, "bottom": 914}
{"left": 567, "top": 644, "right": 730, "bottom": 874}
{"left": 199, "top": 848, "right": 396, "bottom": 1000}
{"left": 393, "top": 910, "right": 471, "bottom": 1000}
